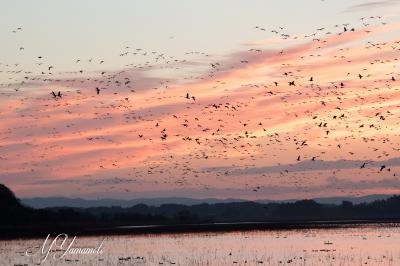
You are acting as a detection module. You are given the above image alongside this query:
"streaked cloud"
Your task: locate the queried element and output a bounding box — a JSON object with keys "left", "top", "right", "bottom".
{"left": 1, "top": 15, "right": 400, "bottom": 200}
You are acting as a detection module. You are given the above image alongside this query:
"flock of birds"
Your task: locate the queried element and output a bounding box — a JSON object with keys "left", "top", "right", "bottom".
{"left": 0, "top": 14, "right": 400, "bottom": 199}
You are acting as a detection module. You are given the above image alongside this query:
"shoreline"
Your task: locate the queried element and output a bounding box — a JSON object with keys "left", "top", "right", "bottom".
{"left": 2, "top": 219, "right": 400, "bottom": 240}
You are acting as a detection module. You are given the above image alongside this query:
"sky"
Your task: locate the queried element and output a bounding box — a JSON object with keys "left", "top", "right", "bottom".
{"left": 1, "top": 0, "right": 400, "bottom": 200}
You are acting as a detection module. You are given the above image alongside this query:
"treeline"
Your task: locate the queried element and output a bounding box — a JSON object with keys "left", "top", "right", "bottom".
{"left": 75, "top": 197, "right": 400, "bottom": 222}
{"left": 2, "top": 184, "right": 400, "bottom": 238}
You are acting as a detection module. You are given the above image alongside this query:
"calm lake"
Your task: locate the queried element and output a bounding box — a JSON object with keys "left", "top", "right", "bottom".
{"left": 2, "top": 224, "right": 400, "bottom": 266}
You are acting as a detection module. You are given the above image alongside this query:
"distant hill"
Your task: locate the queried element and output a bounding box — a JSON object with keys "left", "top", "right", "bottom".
{"left": 21, "top": 197, "right": 249, "bottom": 208}
{"left": 21, "top": 194, "right": 392, "bottom": 208}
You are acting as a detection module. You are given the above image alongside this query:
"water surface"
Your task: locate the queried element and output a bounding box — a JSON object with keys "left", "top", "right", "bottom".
{"left": 2, "top": 224, "right": 400, "bottom": 266}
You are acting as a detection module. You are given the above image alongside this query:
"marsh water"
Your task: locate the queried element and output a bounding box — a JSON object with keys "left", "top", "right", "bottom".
{"left": 2, "top": 224, "right": 400, "bottom": 266}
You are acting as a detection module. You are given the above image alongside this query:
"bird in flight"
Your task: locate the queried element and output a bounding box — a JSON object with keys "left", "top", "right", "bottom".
{"left": 51, "top": 91, "right": 62, "bottom": 98}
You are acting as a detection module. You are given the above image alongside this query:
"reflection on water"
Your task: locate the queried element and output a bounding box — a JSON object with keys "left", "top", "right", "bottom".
{"left": 2, "top": 224, "right": 400, "bottom": 265}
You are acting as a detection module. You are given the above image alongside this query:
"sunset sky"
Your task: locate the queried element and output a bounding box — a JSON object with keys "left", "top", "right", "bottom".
{"left": 1, "top": 0, "right": 400, "bottom": 200}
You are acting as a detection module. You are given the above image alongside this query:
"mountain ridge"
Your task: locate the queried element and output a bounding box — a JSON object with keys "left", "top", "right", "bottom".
{"left": 21, "top": 194, "right": 392, "bottom": 208}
